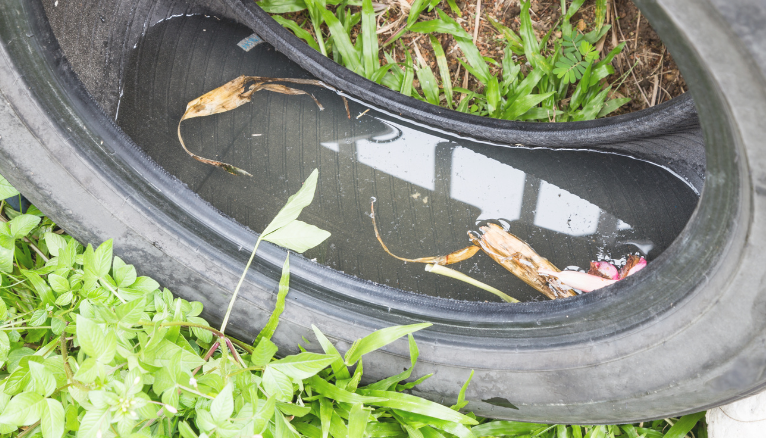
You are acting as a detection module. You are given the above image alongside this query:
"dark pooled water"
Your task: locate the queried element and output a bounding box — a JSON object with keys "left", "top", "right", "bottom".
{"left": 117, "top": 15, "right": 698, "bottom": 303}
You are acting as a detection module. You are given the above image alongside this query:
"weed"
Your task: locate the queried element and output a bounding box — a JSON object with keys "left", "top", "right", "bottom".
{"left": 0, "top": 172, "right": 707, "bottom": 437}
{"left": 264, "top": 0, "right": 631, "bottom": 121}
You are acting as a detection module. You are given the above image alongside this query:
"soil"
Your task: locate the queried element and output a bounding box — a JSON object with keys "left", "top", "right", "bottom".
{"left": 281, "top": 0, "right": 687, "bottom": 117}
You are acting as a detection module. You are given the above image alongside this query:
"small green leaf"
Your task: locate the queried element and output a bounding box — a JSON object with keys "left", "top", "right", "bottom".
{"left": 44, "top": 233, "right": 67, "bottom": 258}
{"left": 41, "top": 398, "right": 65, "bottom": 438}
{"left": 29, "top": 309, "right": 48, "bottom": 327}
{"left": 269, "top": 352, "right": 336, "bottom": 380}
{"left": 178, "top": 421, "right": 199, "bottom": 438}
{"left": 9, "top": 214, "right": 41, "bottom": 239}
{"left": 47, "top": 273, "right": 69, "bottom": 294}
{"left": 344, "top": 323, "right": 431, "bottom": 366}
{"left": 262, "top": 366, "right": 294, "bottom": 402}
{"left": 0, "top": 392, "right": 45, "bottom": 427}
{"left": 263, "top": 220, "right": 331, "bottom": 253}
{"left": 94, "top": 239, "right": 113, "bottom": 278}
{"left": 0, "top": 174, "right": 20, "bottom": 199}
{"left": 451, "top": 369, "right": 473, "bottom": 410}
{"left": 211, "top": 383, "right": 235, "bottom": 423}
{"left": 29, "top": 361, "right": 56, "bottom": 397}
{"left": 251, "top": 338, "right": 279, "bottom": 367}
{"left": 409, "top": 9, "right": 472, "bottom": 40}
{"left": 275, "top": 408, "right": 302, "bottom": 438}
{"left": 262, "top": 169, "right": 320, "bottom": 237}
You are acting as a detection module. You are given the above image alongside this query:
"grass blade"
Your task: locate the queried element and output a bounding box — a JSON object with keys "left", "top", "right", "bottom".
{"left": 430, "top": 36, "right": 453, "bottom": 108}
{"left": 322, "top": 9, "right": 362, "bottom": 73}
{"left": 362, "top": 391, "right": 478, "bottom": 425}
{"left": 503, "top": 92, "right": 554, "bottom": 120}
{"left": 488, "top": 16, "right": 524, "bottom": 55}
{"left": 425, "top": 264, "right": 518, "bottom": 303}
{"left": 662, "top": 412, "right": 706, "bottom": 438}
{"left": 519, "top": 0, "right": 551, "bottom": 72}
{"left": 259, "top": 0, "right": 308, "bottom": 13}
{"left": 361, "top": 0, "right": 380, "bottom": 77}
{"left": 595, "top": 0, "right": 607, "bottom": 32}
{"left": 400, "top": 64, "right": 415, "bottom": 97}
{"left": 344, "top": 323, "right": 431, "bottom": 366}
{"left": 254, "top": 254, "right": 290, "bottom": 344}
{"left": 272, "top": 16, "right": 321, "bottom": 52}
{"left": 472, "top": 421, "right": 546, "bottom": 436}
{"left": 416, "top": 65, "right": 440, "bottom": 105}
{"left": 597, "top": 97, "right": 631, "bottom": 118}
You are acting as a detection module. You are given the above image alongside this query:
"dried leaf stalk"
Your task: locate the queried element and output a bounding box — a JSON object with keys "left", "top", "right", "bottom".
{"left": 470, "top": 224, "right": 576, "bottom": 300}
{"left": 178, "top": 75, "right": 350, "bottom": 176}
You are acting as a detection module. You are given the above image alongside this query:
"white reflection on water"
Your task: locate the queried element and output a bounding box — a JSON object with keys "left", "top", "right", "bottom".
{"left": 321, "top": 118, "right": 636, "bottom": 238}
{"left": 451, "top": 147, "right": 525, "bottom": 221}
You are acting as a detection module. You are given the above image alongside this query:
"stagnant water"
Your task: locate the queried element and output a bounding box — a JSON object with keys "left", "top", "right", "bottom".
{"left": 116, "top": 15, "right": 698, "bottom": 303}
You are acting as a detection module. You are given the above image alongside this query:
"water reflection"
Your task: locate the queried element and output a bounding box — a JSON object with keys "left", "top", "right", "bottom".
{"left": 116, "top": 14, "right": 698, "bottom": 302}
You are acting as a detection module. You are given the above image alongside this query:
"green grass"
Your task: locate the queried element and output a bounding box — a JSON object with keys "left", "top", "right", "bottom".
{"left": 0, "top": 172, "right": 707, "bottom": 437}
{"left": 262, "top": 0, "right": 631, "bottom": 121}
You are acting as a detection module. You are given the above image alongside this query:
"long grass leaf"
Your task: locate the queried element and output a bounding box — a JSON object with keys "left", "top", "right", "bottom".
{"left": 417, "top": 66, "right": 440, "bottom": 105}
{"left": 409, "top": 9, "right": 472, "bottom": 40}
{"left": 472, "top": 421, "right": 546, "bottom": 436}
{"left": 445, "top": 0, "right": 461, "bottom": 16}
{"left": 361, "top": 0, "right": 380, "bottom": 77}
{"left": 259, "top": 0, "right": 308, "bottom": 13}
{"left": 597, "top": 97, "right": 630, "bottom": 118}
{"left": 487, "top": 16, "right": 524, "bottom": 55}
{"left": 662, "top": 412, "right": 706, "bottom": 438}
{"left": 455, "top": 38, "right": 490, "bottom": 84}
{"left": 344, "top": 323, "right": 431, "bottom": 365}
{"left": 407, "top": 0, "right": 430, "bottom": 28}
{"left": 361, "top": 391, "right": 478, "bottom": 425}
{"left": 400, "top": 64, "right": 415, "bottom": 97}
{"left": 322, "top": 9, "right": 362, "bottom": 73}
{"left": 272, "top": 16, "right": 321, "bottom": 51}
{"left": 519, "top": 1, "right": 551, "bottom": 72}
{"left": 503, "top": 91, "right": 554, "bottom": 120}
{"left": 254, "top": 254, "right": 290, "bottom": 344}
{"left": 429, "top": 37, "right": 453, "bottom": 107}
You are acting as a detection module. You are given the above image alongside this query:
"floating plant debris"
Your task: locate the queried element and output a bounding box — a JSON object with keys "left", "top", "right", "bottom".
{"left": 177, "top": 75, "right": 350, "bottom": 175}
{"left": 372, "top": 200, "right": 576, "bottom": 300}
{"left": 540, "top": 255, "right": 647, "bottom": 292}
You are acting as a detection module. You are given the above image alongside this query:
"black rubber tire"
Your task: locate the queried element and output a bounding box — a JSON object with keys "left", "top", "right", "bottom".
{"left": 0, "top": 0, "right": 764, "bottom": 424}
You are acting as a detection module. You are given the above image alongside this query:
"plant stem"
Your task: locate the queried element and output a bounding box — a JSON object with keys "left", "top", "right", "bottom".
{"left": 425, "top": 264, "right": 519, "bottom": 303}
{"left": 138, "top": 321, "right": 254, "bottom": 353}
{"left": 17, "top": 421, "right": 40, "bottom": 438}
{"left": 220, "top": 236, "right": 262, "bottom": 335}
{"left": 177, "top": 384, "right": 214, "bottom": 400}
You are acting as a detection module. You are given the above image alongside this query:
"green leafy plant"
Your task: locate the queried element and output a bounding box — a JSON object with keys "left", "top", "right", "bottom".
{"left": 263, "top": 0, "right": 632, "bottom": 121}
{"left": 0, "top": 172, "right": 708, "bottom": 437}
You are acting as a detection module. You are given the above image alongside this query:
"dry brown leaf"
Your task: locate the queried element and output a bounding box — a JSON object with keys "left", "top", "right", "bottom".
{"left": 371, "top": 201, "right": 575, "bottom": 300}
{"left": 469, "top": 223, "right": 576, "bottom": 299}
{"left": 178, "top": 75, "right": 350, "bottom": 176}
{"left": 371, "top": 200, "right": 481, "bottom": 265}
